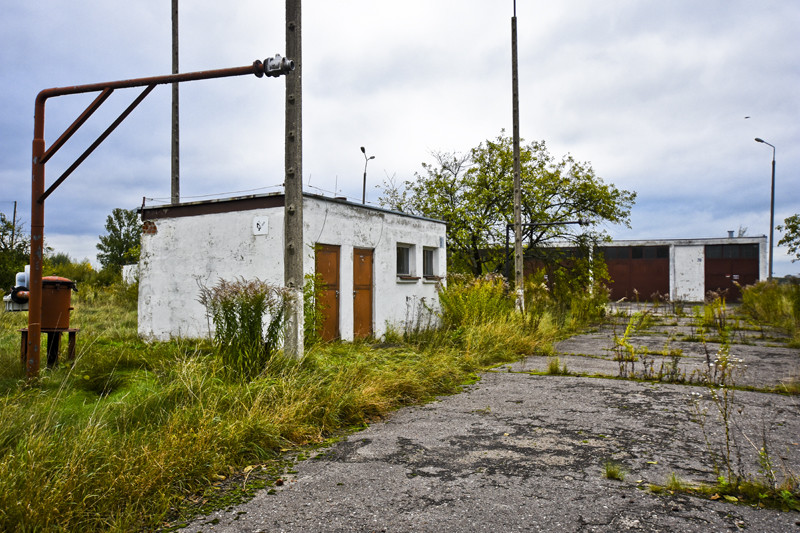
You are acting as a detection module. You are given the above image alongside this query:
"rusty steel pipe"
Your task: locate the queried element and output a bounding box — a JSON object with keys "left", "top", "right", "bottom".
{"left": 27, "top": 57, "right": 293, "bottom": 378}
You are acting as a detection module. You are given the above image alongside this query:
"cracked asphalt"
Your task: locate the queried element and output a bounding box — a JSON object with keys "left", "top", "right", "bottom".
{"left": 180, "top": 307, "right": 800, "bottom": 532}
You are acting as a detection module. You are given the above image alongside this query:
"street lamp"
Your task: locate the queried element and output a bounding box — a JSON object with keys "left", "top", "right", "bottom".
{"left": 360, "top": 146, "right": 375, "bottom": 204}
{"left": 755, "top": 137, "right": 776, "bottom": 280}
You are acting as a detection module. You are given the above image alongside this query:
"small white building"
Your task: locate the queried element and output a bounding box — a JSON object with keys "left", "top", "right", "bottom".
{"left": 138, "top": 193, "right": 446, "bottom": 341}
{"left": 597, "top": 236, "right": 768, "bottom": 302}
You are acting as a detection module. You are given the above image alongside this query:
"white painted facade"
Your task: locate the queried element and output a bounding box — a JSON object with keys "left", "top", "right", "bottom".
{"left": 670, "top": 244, "right": 705, "bottom": 301}
{"left": 137, "top": 193, "right": 446, "bottom": 341}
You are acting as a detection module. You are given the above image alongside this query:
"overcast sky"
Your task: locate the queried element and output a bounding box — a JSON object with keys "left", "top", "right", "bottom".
{"left": 1, "top": 1, "right": 798, "bottom": 276}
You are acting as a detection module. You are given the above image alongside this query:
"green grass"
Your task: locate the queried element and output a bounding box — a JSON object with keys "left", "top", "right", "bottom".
{"left": 0, "top": 276, "right": 598, "bottom": 531}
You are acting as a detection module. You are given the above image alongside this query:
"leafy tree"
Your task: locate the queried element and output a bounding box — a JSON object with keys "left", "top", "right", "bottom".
{"left": 778, "top": 214, "right": 800, "bottom": 262}
{"left": 96, "top": 208, "right": 142, "bottom": 274}
{"left": 380, "top": 133, "right": 636, "bottom": 275}
{"left": 0, "top": 211, "right": 29, "bottom": 291}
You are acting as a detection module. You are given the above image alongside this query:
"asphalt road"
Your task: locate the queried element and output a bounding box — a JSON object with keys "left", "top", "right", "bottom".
{"left": 180, "top": 309, "right": 800, "bottom": 532}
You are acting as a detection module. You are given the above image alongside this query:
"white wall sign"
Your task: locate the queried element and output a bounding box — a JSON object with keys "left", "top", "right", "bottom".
{"left": 252, "top": 216, "right": 269, "bottom": 236}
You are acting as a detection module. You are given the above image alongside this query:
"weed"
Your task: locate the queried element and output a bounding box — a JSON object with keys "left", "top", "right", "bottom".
{"left": 546, "top": 356, "right": 569, "bottom": 375}
{"left": 603, "top": 461, "right": 626, "bottom": 481}
{"left": 666, "top": 472, "right": 687, "bottom": 491}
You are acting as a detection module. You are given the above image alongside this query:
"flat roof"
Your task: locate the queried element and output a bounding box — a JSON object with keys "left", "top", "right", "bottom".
{"left": 601, "top": 236, "right": 766, "bottom": 247}
{"left": 140, "top": 191, "right": 446, "bottom": 225}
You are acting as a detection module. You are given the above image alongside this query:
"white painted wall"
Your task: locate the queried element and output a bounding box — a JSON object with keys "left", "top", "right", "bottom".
{"left": 138, "top": 195, "right": 446, "bottom": 341}
{"left": 671, "top": 245, "right": 705, "bottom": 301}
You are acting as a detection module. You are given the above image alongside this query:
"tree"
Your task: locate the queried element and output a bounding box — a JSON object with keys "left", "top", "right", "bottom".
{"left": 380, "top": 133, "right": 636, "bottom": 275}
{"left": 778, "top": 214, "right": 800, "bottom": 262}
{"left": 97, "top": 208, "right": 142, "bottom": 274}
{"left": 0, "top": 211, "right": 29, "bottom": 291}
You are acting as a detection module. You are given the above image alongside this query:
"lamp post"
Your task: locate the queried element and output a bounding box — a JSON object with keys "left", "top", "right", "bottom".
{"left": 755, "top": 137, "right": 776, "bottom": 280}
{"left": 360, "top": 146, "right": 375, "bottom": 204}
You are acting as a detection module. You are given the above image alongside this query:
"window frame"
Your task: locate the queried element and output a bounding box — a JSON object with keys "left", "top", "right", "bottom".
{"left": 396, "top": 243, "right": 418, "bottom": 280}
{"left": 422, "top": 247, "right": 438, "bottom": 280}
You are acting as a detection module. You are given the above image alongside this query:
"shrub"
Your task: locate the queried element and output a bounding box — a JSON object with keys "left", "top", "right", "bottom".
{"left": 199, "top": 278, "right": 288, "bottom": 380}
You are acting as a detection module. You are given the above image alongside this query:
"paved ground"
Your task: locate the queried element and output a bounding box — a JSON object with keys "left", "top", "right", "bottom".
{"left": 180, "top": 306, "right": 800, "bottom": 532}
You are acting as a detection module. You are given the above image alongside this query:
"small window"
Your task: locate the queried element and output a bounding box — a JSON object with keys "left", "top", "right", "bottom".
{"left": 706, "top": 245, "right": 723, "bottom": 259}
{"left": 397, "top": 244, "right": 412, "bottom": 276}
{"left": 423, "top": 247, "right": 436, "bottom": 278}
{"left": 601, "top": 247, "right": 629, "bottom": 260}
{"left": 740, "top": 244, "right": 758, "bottom": 259}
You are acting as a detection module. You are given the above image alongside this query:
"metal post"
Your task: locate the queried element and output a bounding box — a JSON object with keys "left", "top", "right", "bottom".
{"left": 755, "top": 138, "right": 776, "bottom": 281}
{"left": 284, "top": 0, "right": 305, "bottom": 358}
{"left": 171, "top": 0, "right": 180, "bottom": 204}
{"left": 511, "top": 5, "right": 524, "bottom": 312}
{"left": 361, "top": 146, "right": 374, "bottom": 204}
{"left": 10, "top": 201, "right": 16, "bottom": 249}
{"left": 768, "top": 156, "right": 776, "bottom": 280}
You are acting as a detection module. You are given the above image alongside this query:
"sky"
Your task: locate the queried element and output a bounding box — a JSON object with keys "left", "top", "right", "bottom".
{"left": 1, "top": 1, "right": 798, "bottom": 276}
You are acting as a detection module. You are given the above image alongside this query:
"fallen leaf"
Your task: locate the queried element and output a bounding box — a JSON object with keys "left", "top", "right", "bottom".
{"left": 243, "top": 465, "right": 256, "bottom": 474}
{"left": 710, "top": 493, "right": 721, "bottom": 500}
{"left": 646, "top": 461, "right": 658, "bottom": 465}
{"left": 723, "top": 495, "right": 738, "bottom": 503}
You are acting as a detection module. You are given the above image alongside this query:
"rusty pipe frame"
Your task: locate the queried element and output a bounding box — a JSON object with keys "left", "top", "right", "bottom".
{"left": 27, "top": 57, "right": 293, "bottom": 378}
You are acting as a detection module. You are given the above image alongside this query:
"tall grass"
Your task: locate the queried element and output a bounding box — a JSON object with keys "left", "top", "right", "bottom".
{"left": 198, "top": 278, "right": 287, "bottom": 380}
{"left": 0, "top": 272, "right": 605, "bottom": 531}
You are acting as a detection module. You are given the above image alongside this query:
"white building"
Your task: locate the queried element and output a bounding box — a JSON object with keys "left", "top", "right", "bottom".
{"left": 138, "top": 193, "right": 446, "bottom": 341}
{"left": 597, "top": 236, "right": 768, "bottom": 302}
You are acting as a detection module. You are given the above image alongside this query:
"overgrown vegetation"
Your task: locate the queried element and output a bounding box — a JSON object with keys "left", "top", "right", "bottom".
{"left": 0, "top": 270, "right": 606, "bottom": 532}
{"left": 198, "top": 278, "right": 288, "bottom": 381}
{"left": 739, "top": 280, "right": 800, "bottom": 346}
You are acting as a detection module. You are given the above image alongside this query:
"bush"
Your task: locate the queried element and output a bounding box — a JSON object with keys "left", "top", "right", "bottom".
{"left": 199, "top": 278, "right": 288, "bottom": 380}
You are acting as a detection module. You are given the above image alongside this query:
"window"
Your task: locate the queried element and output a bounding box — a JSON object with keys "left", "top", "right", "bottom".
{"left": 423, "top": 247, "right": 436, "bottom": 278}
{"left": 601, "top": 247, "right": 629, "bottom": 260}
{"left": 396, "top": 244, "right": 413, "bottom": 277}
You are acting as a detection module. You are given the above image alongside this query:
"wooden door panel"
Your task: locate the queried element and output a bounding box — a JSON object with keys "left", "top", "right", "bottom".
{"left": 353, "top": 248, "right": 373, "bottom": 339}
{"left": 315, "top": 244, "right": 340, "bottom": 340}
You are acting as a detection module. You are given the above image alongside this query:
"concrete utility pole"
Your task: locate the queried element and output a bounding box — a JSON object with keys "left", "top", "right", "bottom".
{"left": 171, "top": 0, "right": 180, "bottom": 204}
{"left": 511, "top": 2, "right": 524, "bottom": 312}
{"left": 284, "top": 0, "right": 305, "bottom": 357}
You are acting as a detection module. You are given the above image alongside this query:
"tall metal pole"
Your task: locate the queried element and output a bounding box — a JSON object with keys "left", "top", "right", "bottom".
{"left": 284, "top": 0, "right": 305, "bottom": 357}
{"left": 755, "top": 138, "right": 776, "bottom": 280}
{"left": 10, "top": 200, "right": 16, "bottom": 249}
{"left": 171, "top": 0, "right": 180, "bottom": 204}
{"left": 361, "top": 146, "right": 374, "bottom": 204}
{"left": 511, "top": 2, "right": 524, "bottom": 312}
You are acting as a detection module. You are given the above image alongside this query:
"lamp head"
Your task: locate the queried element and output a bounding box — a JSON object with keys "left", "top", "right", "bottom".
{"left": 755, "top": 138, "right": 765, "bottom": 143}
{"left": 360, "top": 146, "right": 366, "bottom": 154}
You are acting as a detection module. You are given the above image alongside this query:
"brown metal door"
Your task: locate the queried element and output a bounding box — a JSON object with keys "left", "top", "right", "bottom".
{"left": 705, "top": 244, "right": 760, "bottom": 301}
{"left": 353, "top": 248, "right": 373, "bottom": 339}
{"left": 315, "top": 244, "right": 340, "bottom": 341}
